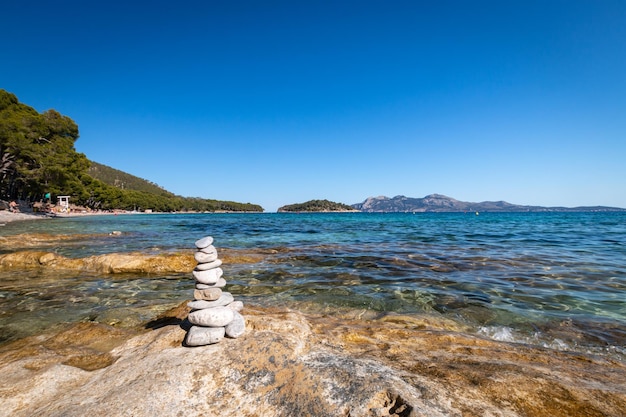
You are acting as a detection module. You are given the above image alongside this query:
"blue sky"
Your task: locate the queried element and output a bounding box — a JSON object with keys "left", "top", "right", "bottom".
{"left": 3, "top": 1, "right": 625, "bottom": 211}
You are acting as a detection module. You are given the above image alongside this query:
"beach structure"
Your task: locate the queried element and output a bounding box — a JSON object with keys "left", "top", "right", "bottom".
{"left": 57, "top": 196, "right": 70, "bottom": 212}
{"left": 185, "top": 236, "right": 245, "bottom": 346}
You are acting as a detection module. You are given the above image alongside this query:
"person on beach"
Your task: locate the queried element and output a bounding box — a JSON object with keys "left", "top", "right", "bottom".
{"left": 9, "top": 201, "right": 19, "bottom": 213}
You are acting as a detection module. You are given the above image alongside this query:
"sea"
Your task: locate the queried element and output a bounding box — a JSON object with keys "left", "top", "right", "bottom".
{"left": 1, "top": 211, "right": 625, "bottom": 359}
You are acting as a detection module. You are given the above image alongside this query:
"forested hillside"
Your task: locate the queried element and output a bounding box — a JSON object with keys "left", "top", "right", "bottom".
{"left": 0, "top": 89, "right": 263, "bottom": 212}
{"left": 88, "top": 162, "right": 174, "bottom": 197}
{"left": 278, "top": 199, "right": 356, "bottom": 212}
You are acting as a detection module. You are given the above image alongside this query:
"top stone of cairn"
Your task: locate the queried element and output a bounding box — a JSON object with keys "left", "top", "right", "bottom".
{"left": 195, "top": 236, "right": 214, "bottom": 249}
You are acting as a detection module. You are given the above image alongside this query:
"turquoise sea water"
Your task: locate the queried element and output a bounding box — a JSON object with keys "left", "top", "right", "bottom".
{"left": 1, "top": 212, "right": 625, "bottom": 357}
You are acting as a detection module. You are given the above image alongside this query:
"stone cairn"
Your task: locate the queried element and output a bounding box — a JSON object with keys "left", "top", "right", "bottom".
{"left": 185, "top": 236, "right": 246, "bottom": 346}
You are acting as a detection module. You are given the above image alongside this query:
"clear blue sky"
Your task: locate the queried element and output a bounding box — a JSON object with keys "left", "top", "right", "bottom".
{"left": 3, "top": 1, "right": 625, "bottom": 211}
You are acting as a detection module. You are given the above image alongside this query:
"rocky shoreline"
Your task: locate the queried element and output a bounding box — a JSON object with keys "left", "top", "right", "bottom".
{"left": 0, "top": 303, "right": 624, "bottom": 417}
{"left": 1, "top": 225, "right": 625, "bottom": 415}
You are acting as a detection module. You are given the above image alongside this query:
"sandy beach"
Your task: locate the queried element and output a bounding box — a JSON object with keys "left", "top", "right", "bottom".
{"left": 0, "top": 209, "right": 126, "bottom": 225}
{"left": 0, "top": 210, "right": 47, "bottom": 224}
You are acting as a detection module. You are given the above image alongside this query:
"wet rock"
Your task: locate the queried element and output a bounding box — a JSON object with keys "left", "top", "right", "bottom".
{"left": 37, "top": 252, "right": 57, "bottom": 264}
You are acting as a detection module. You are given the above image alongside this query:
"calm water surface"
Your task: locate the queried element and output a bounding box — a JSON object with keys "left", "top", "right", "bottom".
{"left": 1, "top": 212, "right": 625, "bottom": 357}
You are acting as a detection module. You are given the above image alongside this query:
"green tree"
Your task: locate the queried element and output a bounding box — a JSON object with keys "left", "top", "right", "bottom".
{"left": 0, "top": 90, "right": 264, "bottom": 212}
{"left": 0, "top": 90, "right": 89, "bottom": 202}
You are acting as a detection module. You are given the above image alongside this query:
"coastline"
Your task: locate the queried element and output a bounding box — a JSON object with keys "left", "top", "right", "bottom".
{"left": 0, "top": 209, "right": 138, "bottom": 225}
{"left": 1, "top": 213, "right": 625, "bottom": 415}
{"left": 0, "top": 210, "right": 266, "bottom": 224}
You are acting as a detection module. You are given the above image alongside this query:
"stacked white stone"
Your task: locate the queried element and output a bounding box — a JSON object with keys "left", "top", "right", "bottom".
{"left": 185, "top": 236, "right": 246, "bottom": 346}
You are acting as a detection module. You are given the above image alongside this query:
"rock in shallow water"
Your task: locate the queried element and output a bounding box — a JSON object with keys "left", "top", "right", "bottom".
{"left": 185, "top": 326, "right": 225, "bottom": 346}
{"left": 188, "top": 306, "right": 235, "bottom": 327}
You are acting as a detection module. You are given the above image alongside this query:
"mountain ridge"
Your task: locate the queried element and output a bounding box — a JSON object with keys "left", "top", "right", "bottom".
{"left": 352, "top": 194, "right": 626, "bottom": 213}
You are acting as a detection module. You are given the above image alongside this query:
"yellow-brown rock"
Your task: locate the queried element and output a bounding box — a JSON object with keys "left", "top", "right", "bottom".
{"left": 0, "top": 250, "right": 196, "bottom": 274}
{"left": 0, "top": 246, "right": 266, "bottom": 274}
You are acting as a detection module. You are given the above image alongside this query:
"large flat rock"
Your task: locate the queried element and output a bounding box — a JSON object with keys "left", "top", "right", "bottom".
{"left": 0, "top": 307, "right": 624, "bottom": 417}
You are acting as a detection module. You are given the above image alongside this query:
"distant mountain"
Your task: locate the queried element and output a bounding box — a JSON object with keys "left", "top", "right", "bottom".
{"left": 352, "top": 194, "right": 626, "bottom": 213}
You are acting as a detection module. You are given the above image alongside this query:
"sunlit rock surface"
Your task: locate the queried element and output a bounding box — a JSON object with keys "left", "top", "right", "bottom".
{"left": 0, "top": 250, "right": 196, "bottom": 273}
{"left": 0, "top": 233, "right": 266, "bottom": 274}
{"left": 0, "top": 249, "right": 261, "bottom": 274}
{"left": 0, "top": 305, "right": 624, "bottom": 417}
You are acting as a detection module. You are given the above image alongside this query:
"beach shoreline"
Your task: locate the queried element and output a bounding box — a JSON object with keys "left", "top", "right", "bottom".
{"left": 0, "top": 210, "right": 48, "bottom": 224}
{"left": 0, "top": 209, "right": 136, "bottom": 224}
